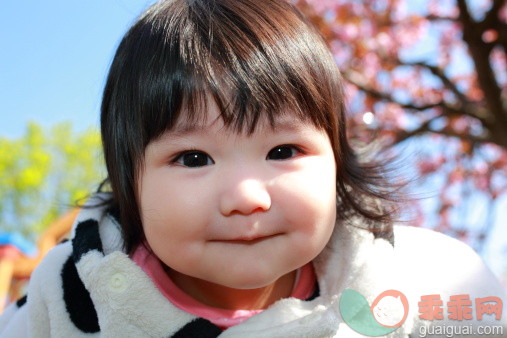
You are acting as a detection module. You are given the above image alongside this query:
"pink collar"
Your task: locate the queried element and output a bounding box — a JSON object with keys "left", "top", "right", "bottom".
{"left": 131, "top": 243, "right": 316, "bottom": 329}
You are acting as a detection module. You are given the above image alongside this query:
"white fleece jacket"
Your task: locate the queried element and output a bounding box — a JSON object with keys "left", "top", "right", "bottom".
{"left": 1, "top": 194, "right": 506, "bottom": 337}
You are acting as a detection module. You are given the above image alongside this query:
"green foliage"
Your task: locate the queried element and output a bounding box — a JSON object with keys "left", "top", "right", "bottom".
{"left": 0, "top": 122, "right": 105, "bottom": 239}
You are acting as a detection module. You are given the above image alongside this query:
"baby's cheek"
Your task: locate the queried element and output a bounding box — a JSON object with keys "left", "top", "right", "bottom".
{"left": 285, "top": 181, "right": 336, "bottom": 232}
{"left": 285, "top": 215, "right": 335, "bottom": 268}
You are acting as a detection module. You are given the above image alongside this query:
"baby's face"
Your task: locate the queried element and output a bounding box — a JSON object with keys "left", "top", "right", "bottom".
{"left": 138, "top": 103, "right": 336, "bottom": 290}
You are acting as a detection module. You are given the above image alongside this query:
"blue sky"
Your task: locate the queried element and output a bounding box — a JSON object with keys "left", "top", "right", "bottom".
{"left": 0, "top": 0, "right": 158, "bottom": 137}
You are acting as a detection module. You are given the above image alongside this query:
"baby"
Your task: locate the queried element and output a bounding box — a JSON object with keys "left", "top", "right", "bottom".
{"left": 1, "top": 0, "right": 506, "bottom": 336}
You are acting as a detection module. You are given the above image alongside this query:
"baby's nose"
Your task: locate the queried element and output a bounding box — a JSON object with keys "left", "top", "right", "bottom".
{"left": 219, "top": 178, "right": 271, "bottom": 216}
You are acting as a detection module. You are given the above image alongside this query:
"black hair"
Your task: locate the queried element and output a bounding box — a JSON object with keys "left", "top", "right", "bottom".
{"left": 101, "top": 0, "right": 398, "bottom": 253}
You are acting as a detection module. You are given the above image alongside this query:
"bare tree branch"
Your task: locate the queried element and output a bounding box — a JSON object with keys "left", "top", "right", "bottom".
{"left": 399, "top": 61, "right": 492, "bottom": 126}
{"left": 456, "top": 0, "right": 473, "bottom": 26}
{"left": 482, "top": 0, "right": 507, "bottom": 55}
{"left": 482, "top": 0, "right": 506, "bottom": 29}
{"left": 400, "top": 62, "right": 466, "bottom": 103}
{"left": 394, "top": 117, "right": 489, "bottom": 145}
{"left": 343, "top": 69, "right": 444, "bottom": 111}
{"left": 457, "top": 0, "right": 507, "bottom": 143}
{"left": 425, "top": 14, "right": 458, "bottom": 22}
{"left": 497, "top": 22, "right": 507, "bottom": 53}
{"left": 344, "top": 68, "right": 505, "bottom": 148}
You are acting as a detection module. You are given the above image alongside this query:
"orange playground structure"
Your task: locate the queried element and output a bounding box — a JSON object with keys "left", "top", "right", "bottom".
{"left": 0, "top": 209, "right": 79, "bottom": 312}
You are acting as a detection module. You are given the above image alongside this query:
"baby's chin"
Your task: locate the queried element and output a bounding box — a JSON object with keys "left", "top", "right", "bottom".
{"left": 207, "top": 269, "right": 291, "bottom": 290}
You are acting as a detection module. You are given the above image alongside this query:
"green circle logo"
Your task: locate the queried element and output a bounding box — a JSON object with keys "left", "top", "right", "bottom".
{"left": 339, "top": 289, "right": 409, "bottom": 336}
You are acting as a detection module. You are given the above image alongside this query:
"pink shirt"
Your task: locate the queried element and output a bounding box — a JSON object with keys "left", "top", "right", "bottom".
{"left": 132, "top": 244, "right": 316, "bottom": 329}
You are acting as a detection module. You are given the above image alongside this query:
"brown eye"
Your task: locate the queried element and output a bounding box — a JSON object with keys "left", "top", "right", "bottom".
{"left": 174, "top": 151, "right": 214, "bottom": 167}
{"left": 267, "top": 145, "right": 300, "bottom": 160}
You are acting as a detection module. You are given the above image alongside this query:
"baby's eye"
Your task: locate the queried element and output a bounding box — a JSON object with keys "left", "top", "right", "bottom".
{"left": 173, "top": 151, "right": 214, "bottom": 167}
{"left": 266, "top": 145, "right": 302, "bottom": 160}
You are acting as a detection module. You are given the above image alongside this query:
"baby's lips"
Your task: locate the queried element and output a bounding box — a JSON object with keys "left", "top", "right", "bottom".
{"left": 210, "top": 233, "right": 282, "bottom": 243}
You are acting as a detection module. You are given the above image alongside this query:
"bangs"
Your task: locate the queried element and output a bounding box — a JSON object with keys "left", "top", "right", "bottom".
{"left": 119, "top": 0, "right": 343, "bottom": 143}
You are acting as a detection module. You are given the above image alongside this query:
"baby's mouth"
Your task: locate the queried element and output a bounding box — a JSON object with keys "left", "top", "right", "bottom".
{"left": 211, "top": 233, "right": 281, "bottom": 245}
